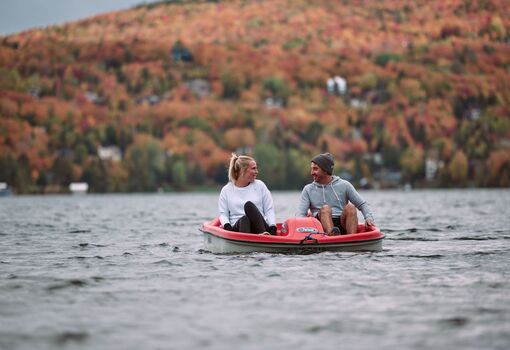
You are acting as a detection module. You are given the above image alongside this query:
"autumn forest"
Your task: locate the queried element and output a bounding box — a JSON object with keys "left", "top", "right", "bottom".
{"left": 1, "top": 0, "right": 509, "bottom": 193}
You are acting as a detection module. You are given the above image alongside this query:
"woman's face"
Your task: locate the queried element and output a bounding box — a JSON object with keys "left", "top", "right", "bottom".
{"left": 241, "top": 160, "right": 258, "bottom": 183}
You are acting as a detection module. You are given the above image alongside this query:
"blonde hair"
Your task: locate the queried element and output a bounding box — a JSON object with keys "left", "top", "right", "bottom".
{"left": 228, "top": 153, "right": 254, "bottom": 183}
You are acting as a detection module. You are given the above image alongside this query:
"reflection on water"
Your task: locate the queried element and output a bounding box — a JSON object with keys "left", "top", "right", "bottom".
{"left": 1, "top": 190, "right": 509, "bottom": 350}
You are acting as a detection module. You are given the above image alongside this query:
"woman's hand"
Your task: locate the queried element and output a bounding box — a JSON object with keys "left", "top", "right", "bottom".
{"left": 223, "top": 223, "right": 234, "bottom": 231}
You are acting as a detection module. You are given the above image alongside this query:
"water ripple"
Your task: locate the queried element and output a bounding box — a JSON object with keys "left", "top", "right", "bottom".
{"left": 46, "top": 279, "right": 90, "bottom": 291}
{"left": 439, "top": 317, "right": 470, "bottom": 328}
{"left": 53, "top": 331, "right": 90, "bottom": 345}
{"left": 1, "top": 190, "right": 509, "bottom": 350}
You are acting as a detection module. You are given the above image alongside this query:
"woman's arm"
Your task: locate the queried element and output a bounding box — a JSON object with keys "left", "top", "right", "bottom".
{"left": 260, "top": 182, "right": 276, "bottom": 226}
{"left": 218, "top": 186, "right": 231, "bottom": 226}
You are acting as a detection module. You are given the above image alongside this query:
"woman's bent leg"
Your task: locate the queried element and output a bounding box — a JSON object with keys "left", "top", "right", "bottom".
{"left": 233, "top": 216, "right": 251, "bottom": 233}
{"left": 244, "top": 201, "right": 269, "bottom": 233}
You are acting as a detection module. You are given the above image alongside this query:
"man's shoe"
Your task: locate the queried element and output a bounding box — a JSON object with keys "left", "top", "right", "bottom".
{"left": 330, "top": 227, "right": 341, "bottom": 235}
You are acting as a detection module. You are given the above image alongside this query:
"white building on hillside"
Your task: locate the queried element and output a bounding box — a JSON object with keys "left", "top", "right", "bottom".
{"left": 98, "top": 146, "right": 122, "bottom": 162}
{"left": 327, "top": 76, "right": 347, "bottom": 95}
{"left": 69, "top": 182, "right": 89, "bottom": 194}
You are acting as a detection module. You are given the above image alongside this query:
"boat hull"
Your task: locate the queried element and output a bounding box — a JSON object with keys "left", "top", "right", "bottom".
{"left": 200, "top": 217, "right": 384, "bottom": 254}
{"left": 202, "top": 231, "right": 383, "bottom": 254}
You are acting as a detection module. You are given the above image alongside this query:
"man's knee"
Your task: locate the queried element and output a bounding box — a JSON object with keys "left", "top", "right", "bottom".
{"left": 319, "top": 205, "right": 332, "bottom": 216}
{"left": 344, "top": 203, "right": 356, "bottom": 216}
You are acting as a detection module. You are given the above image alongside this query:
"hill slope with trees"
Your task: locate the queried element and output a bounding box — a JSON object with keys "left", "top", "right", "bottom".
{"left": 1, "top": 0, "right": 509, "bottom": 193}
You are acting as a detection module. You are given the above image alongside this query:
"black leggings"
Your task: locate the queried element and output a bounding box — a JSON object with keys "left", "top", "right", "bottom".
{"left": 232, "top": 201, "right": 270, "bottom": 234}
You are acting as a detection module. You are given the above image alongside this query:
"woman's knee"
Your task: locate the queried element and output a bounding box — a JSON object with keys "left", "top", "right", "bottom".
{"left": 244, "top": 201, "right": 256, "bottom": 211}
{"left": 244, "top": 201, "right": 262, "bottom": 218}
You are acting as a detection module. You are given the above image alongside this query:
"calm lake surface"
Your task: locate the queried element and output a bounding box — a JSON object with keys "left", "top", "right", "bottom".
{"left": 1, "top": 189, "right": 509, "bottom": 350}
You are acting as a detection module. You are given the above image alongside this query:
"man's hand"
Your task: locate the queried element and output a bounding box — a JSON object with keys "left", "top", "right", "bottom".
{"left": 365, "top": 218, "right": 375, "bottom": 228}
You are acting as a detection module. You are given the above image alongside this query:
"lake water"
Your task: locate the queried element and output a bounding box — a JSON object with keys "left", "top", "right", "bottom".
{"left": 1, "top": 189, "right": 509, "bottom": 350}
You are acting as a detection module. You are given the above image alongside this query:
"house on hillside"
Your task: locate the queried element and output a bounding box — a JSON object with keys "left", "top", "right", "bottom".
{"left": 468, "top": 108, "right": 481, "bottom": 120}
{"left": 425, "top": 150, "right": 443, "bottom": 182}
{"left": 85, "top": 92, "right": 106, "bottom": 105}
{"left": 235, "top": 146, "right": 253, "bottom": 155}
{"left": 56, "top": 148, "right": 74, "bottom": 158}
{"left": 457, "top": 101, "right": 482, "bottom": 121}
{"left": 98, "top": 146, "right": 122, "bottom": 162}
{"left": 0, "top": 182, "right": 12, "bottom": 196}
{"left": 327, "top": 76, "right": 347, "bottom": 95}
{"left": 28, "top": 86, "right": 41, "bottom": 98}
{"left": 364, "top": 152, "right": 383, "bottom": 166}
{"left": 136, "top": 95, "right": 160, "bottom": 105}
{"left": 349, "top": 98, "right": 368, "bottom": 109}
{"left": 373, "top": 169, "right": 402, "bottom": 188}
{"left": 171, "top": 42, "right": 193, "bottom": 62}
{"left": 425, "top": 158, "right": 441, "bottom": 182}
{"left": 184, "top": 79, "right": 210, "bottom": 98}
{"left": 264, "top": 97, "right": 284, "bottom": 109}
{"left": 69, "top": 182, "right": 88, "bottom": 194}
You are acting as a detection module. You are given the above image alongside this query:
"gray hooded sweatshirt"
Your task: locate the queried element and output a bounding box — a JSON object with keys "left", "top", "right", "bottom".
{"left": 297, "top": 176, "right": 374, "bottom": 221}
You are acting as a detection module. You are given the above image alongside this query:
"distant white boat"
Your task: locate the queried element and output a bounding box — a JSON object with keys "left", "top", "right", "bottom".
{"left": 69, "top": 182, "right": 89, "bottom": 194}
{"left": 0, "top": 182, "right": 12, "bottom": 196}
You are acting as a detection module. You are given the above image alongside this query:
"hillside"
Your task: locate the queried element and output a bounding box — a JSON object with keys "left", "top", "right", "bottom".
{"left": 1, "top": 0, "right": 509, "bottom": 193}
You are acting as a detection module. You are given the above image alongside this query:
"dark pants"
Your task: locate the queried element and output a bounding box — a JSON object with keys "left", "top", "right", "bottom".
{"left": 232, "top": 201, "right": 270, "bottom": 234}
{"left": 315, "top": 214, "right": 347, "bottom": 234}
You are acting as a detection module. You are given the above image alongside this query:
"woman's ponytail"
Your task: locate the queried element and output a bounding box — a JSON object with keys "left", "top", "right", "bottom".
{"left": 228, "top": 153, "right": 254, "bottom": 183}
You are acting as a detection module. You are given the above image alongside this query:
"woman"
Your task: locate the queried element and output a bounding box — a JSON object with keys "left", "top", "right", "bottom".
{"left": 218, "top": 153, "right": 277, "bottom": 235}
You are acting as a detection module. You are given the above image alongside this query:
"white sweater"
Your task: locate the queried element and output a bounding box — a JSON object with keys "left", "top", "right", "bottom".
{"left": 218, "top": 179, "right": 276, "bottom": 227}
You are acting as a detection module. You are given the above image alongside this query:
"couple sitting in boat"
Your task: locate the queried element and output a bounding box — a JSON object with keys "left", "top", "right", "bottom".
{"left": 218, "top": 152, "right": 375, "bottom": 236}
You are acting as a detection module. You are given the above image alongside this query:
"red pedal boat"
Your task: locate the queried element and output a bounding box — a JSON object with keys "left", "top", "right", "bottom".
{"left": 200, "top": 217, "right": 384, "bottom": 254}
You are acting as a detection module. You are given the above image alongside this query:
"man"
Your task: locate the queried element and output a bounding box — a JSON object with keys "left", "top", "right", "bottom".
{"left": 297, "top": 153, "right": 375, "bottom": 235}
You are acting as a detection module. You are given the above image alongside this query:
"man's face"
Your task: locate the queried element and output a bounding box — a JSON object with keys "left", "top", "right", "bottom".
{"left": 310, "top": 162, "right": 327, "bottom": 183}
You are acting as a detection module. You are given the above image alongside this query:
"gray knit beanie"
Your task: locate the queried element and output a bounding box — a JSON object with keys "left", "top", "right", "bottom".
{"left": 311, "top": 153, "right": 334, "bottom": 175}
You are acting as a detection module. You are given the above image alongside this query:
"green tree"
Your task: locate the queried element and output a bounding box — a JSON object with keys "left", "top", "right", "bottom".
{"left": 221, "top": 72, "right": 242, "bottom": 99}
{"left": 0, "top": 150, "right": 39, "bottom": 193}
{"left": 82, "top": 158, "right": 107, "bottom": 192}
{"left": 285, "top": 148, "right": 310, "bottom": 189}
{"left": 15, "top": 156, "right": 33, "bottom": 194}
{"left": 254, "top": 143, "right": 285, "bottom": 189}
{"left": 0, "top": 152, "right": 19, "bottom": 191}
{"left": 302, "top": 121, "right": 323, "bottom": 144}
{"left": 381, "top": 144, "right": 401, "bottom": 170}
{"left": 190, "top": 163, "right": 205, "bottom": 185}
{"left": 171, "top": 159, "right": 188, "bottom": 191}
{"left": 448, "top": 150, "right": 468, "bottom": 186}
{"left": 262, "top": 77, "right": 291, "bottom": 104}
{"left": 375, "top": 52, "right": 402, "bottom": 67}
{"left": 104, "top": 124, "right": 118, "bottom": 145}
{"left": 124, "top": 136, "right": 164, "bottom": 191}
{"left": 0, "top": 68, "right": 23, "bottom": 91}
{"left": 52, "top": 156, "right": 74, "bottom": 187}
{"left": 400, "top": 146, "right": 424, "bottom": 184}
